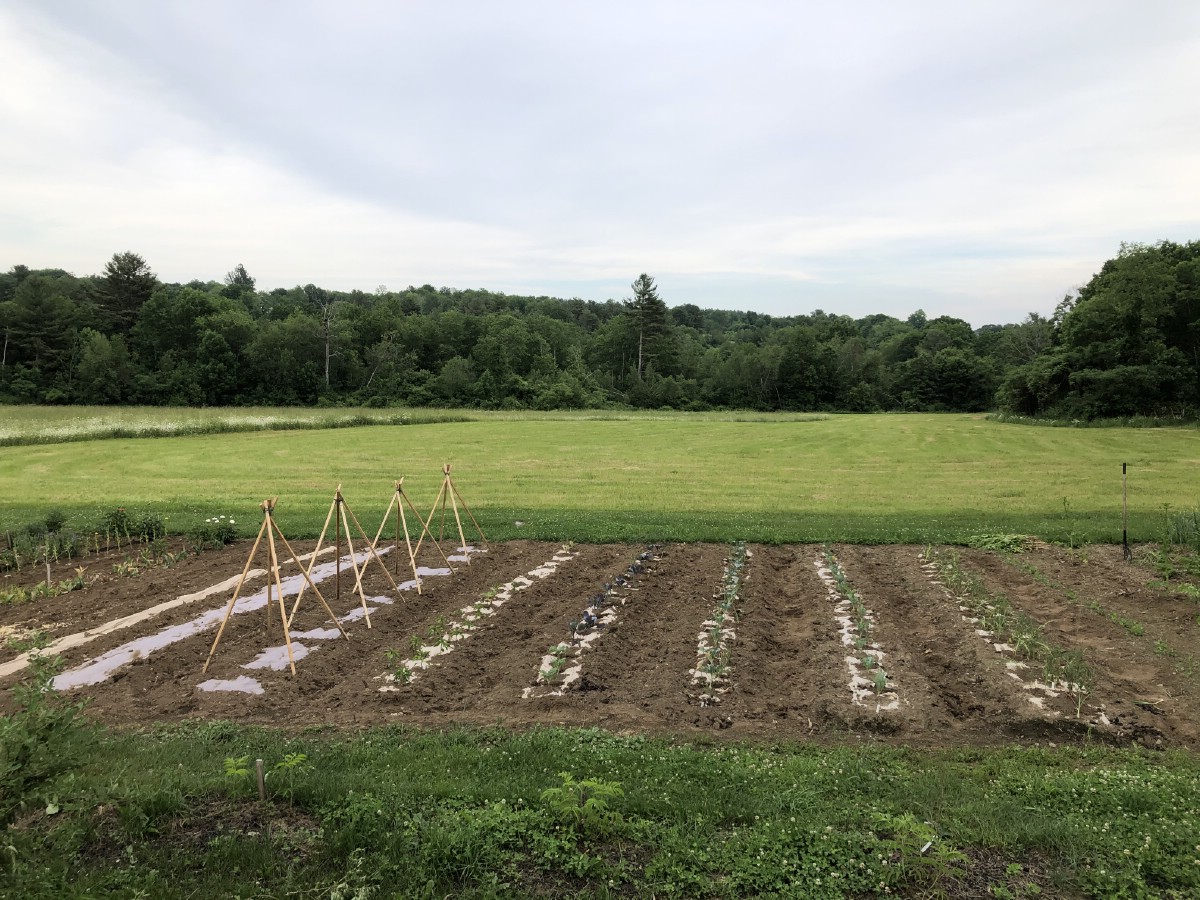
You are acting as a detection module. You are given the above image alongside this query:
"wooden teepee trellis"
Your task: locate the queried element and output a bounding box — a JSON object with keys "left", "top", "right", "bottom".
{"left": 415, "top": 464, "right": 489, "bottom": 564}
{"left": 370, "top": 478, "right": 455, "bottom": 593}
{"left": 286, "top": 485, "right": 398, "bottom": 630}
{"left": 203, "top": 498, "right": 347, "bottom": 677}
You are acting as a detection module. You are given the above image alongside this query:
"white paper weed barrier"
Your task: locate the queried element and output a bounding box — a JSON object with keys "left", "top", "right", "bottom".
{"left": 51, "top": 543, "right": 441, "bottom": 692}
{"left": 378, "top": 545, "right": 579, "bottom": 692}
{"left": 523, "top": 545, "right": 662, "bottom": 699}
{"left": 689, "top": 543, "right": 749, "bottom": 707}
{"left": 815, "top": 549, "right": 901, "bottom": 713}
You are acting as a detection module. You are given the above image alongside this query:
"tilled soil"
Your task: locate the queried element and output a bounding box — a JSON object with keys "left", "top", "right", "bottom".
{"left": 2, "top": 540, "right": 1196, "bottom": 748}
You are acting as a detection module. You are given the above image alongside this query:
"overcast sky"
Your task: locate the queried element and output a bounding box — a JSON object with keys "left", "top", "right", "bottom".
{"left": 3, "top": 2, "right": 1199, "bottom": 326}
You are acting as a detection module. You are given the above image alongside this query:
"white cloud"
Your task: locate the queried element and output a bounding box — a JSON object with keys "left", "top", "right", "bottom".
{"left": 2, "top": 1, "right": 1199, "bottom": 325}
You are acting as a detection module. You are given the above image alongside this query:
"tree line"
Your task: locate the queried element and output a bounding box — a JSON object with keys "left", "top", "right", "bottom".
{"left": 1, "top": 241, "right": 1196, "bottom": 418}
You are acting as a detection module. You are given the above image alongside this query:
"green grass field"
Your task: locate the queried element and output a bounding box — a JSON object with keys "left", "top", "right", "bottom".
{"left": 4, "top": 407, "right": 1200, "bottom": 897}
{"left": 0, "top": 410, "right": 1195, "bottom": 543}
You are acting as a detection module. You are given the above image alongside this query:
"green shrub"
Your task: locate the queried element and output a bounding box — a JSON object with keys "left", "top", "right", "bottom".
{"left": 0, "top": 634, "right": 90, "bottom": 825}
{"left": 188, "top": 515, "right": 238, "bottom": 549}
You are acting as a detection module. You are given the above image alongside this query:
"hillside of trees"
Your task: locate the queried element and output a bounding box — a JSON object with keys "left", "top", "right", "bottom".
{"left": 1, "top": 241, "right": 1196, "bottom": 417}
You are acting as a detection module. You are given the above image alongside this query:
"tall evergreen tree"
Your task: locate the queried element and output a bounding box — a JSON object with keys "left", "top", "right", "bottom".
{"left": 627, "top": 273, "right": 667, "bottom": 380}
{"left": 98, "top": 251, "right": 157, "bottom": 333}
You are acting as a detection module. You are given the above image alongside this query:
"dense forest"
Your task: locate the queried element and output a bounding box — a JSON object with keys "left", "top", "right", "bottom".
{"left": 1, "top": 241, "right": 1196, "bottom": 417}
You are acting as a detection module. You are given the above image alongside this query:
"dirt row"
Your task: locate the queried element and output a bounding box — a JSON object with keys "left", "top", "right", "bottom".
{"left": 2, "top": 540, "right": 1197, "bottom": 748}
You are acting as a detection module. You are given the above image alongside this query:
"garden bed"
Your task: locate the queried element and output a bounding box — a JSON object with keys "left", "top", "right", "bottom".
{"left": 1, "top": 541, "right": 1195, "bottom": 749}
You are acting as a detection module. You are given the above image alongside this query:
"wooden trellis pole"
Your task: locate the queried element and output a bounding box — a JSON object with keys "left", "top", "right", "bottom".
{"left": 416, "top": 464, "right": 489, "bottom": 564}
{"left": 203, "top": 499, "right": 347, "bottom": 677}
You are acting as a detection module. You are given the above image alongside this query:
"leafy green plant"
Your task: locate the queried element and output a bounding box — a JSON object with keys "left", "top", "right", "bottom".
{"left": 101, "top": 507, "right": 134, "bottom": 549}
{"left": 540, "top": 771, "right": 623, "bottom": 835}
{"left": 187, "top": 514, "right": 237, "bottom": 551}
{"left": 223, "top": 754, "right": 252, "bottom": 781}
{"left": 43, "top": 510, "right": 67, "bottom": 534}
{"left": 135, "top": 514, "right": 165, "bottom": 543}
{"left": 0, "top": 634, "right": 89, "bottom": 825}
{"left": 267, "top": 752, "right": 312, "bottom": 801}
{"left": 1061, "top": 652, "right": 1093, "bottom": 719}
{"left": 965, "top": 533, "right": 1033, "bottom": 553}
{"left": 112, "top": 559, "right": 141, "bottom": 577}
{"left": 541, "top": 646, "right": 569, "bottom": 683}
{"left": 874, "top": 811, "right": 968, "bottom": 894}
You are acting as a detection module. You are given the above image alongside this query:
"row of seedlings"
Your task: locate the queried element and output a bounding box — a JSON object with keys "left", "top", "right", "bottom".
{"left": 689, "top": 542, "right": 749, "bottom": 706}
{"left": 815, "top": 547, "right": 900, "bottom": 711}
{"left": 378, "top": 544, "right": 578, "bottom": 690}
{"left": 523, "top": 544, "right": 662, "bottom": 698}
{"left": 920, "top": 548, "right": 1097, "bottom": 720}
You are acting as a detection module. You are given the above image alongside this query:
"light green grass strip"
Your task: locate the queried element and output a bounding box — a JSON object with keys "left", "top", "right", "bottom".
{"left": 0, "top": 405, "right": 828, "bottom": 446}
{"left": 0, "top": 413, "right": 1195, "bottom": 543}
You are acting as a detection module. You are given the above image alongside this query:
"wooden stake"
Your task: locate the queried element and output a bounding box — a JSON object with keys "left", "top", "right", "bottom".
{"left": 445, "top": 468, "right": 468, "bottom": 561}
{"left": 1123, "top": 462, "right": 1132, "bottom": 562}
{"left": 203, "top": 503, "right": 270, "bottom": 673}
{"left": 337, "top": 497, "right": 371, "bottom": 629}
{"left": 286, "top": 489, "right": 340, "bottom": 628}
{"left": 430, "top": 465, "right": 489, "bottom": 561}
{"left": 425, "top": 477, "right": 448, "bottom": 545}
{"left": 411, "top": 488, "right": 456, "bottom": 570}
{"left": 264, "top": 503, "right": 297, "bottom": 676}
{"left": 270, "top": 521, "right": 348, "bottom": 642}
{"left": 256, "top": 759, "right": 266, "bottom": 801}
{"left": 335, "top": 488, "right": 342, "bottom": 604}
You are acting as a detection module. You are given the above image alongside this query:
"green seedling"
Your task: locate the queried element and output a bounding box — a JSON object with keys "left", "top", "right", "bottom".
{"left": 541, "top": 772, "right": 623, "bottom": 835}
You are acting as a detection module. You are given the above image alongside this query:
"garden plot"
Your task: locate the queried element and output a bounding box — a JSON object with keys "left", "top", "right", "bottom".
{"left": 6, "top": 541, "right": 1197, "bottom": 750}
{"left": 52, "top": 546, "right": 406, "bottom": 690}
{"left": 718, "top": 545, "right": 852, "bottom": 733}
{"left": 377, "top": 544, "right": 578, "bottom": 691}
{"left": 953, "top": 546, "right": 1200, "bottom": 749}
{"left": 689, "top": 543, "right": 748, "bottom": 707}
{"left": 522, "top": 545, "right": 662, "bottom": 698}
{"left": 815, "top": 548, "right": 899, "bottom": 711}
{"left": 198, "top": 548, "right": 497, "bottom": 694}
{"left": 920, "top": 548, "right": 1096, "bottom": 721}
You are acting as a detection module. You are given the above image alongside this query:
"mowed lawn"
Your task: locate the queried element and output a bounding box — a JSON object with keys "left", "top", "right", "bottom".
{"left": 0, "top": 412, "right": 1196, "bottom": 543}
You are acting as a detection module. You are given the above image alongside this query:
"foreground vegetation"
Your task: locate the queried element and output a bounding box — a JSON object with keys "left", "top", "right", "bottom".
{"left": 1, "top": 412, "right": 1195, "bottom": 545}
{"left": 4, "top": 690, "right": 1198, "bottom": 898}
